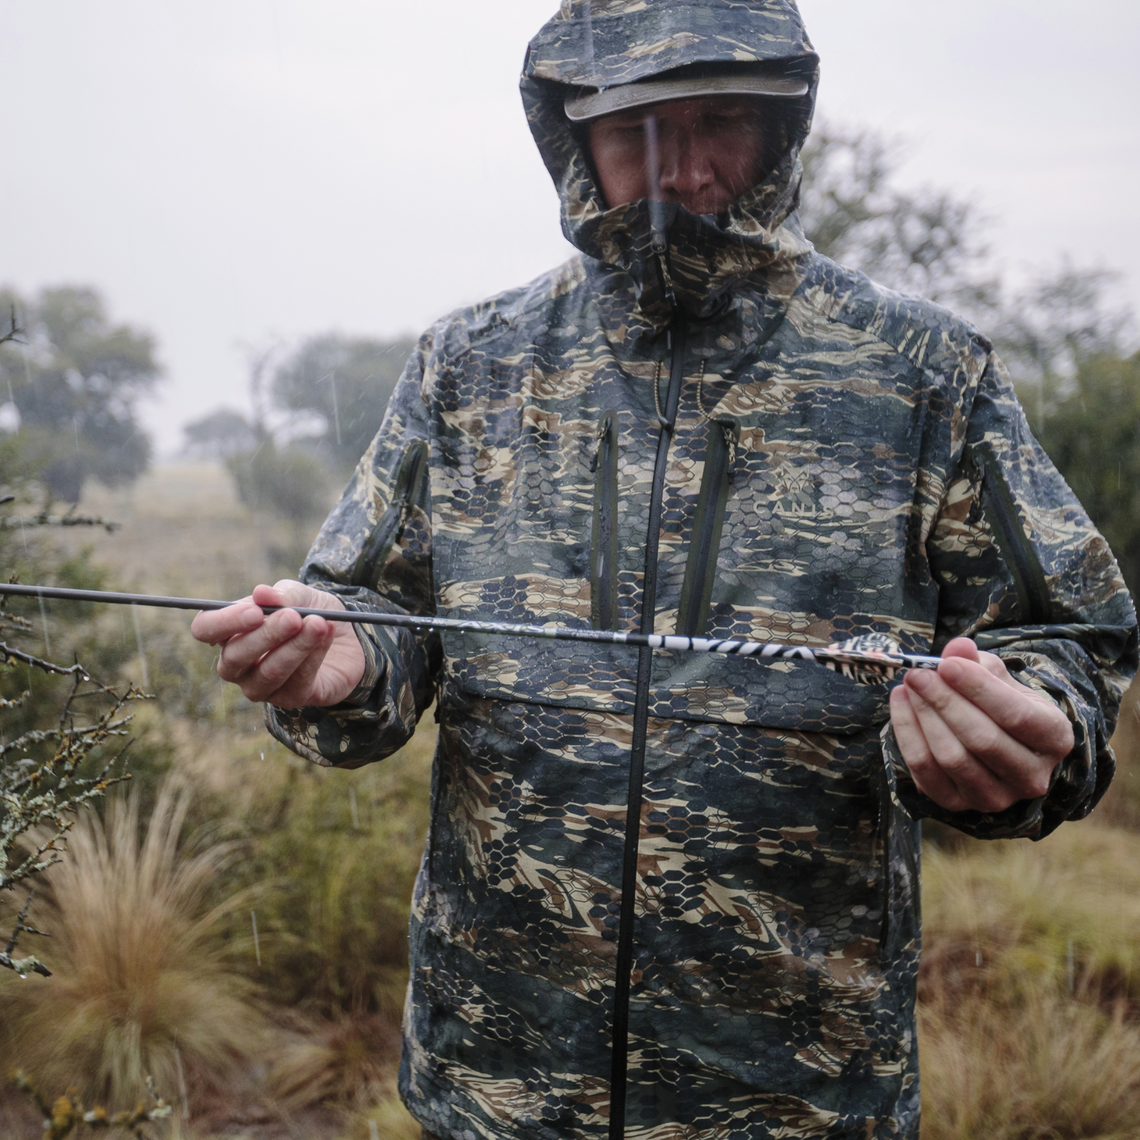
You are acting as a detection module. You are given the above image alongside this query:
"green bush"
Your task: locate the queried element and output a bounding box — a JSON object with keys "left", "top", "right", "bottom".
{"left": 226, "top": 439, "right": 332, "bottom": 526}
{"left": 218, "top": 727, "right": 434, "bottom": 1019}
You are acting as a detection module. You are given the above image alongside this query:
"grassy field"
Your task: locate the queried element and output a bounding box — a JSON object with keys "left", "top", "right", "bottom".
{"left": 1, "top": 461, "right": 1138, "bottom": 1139}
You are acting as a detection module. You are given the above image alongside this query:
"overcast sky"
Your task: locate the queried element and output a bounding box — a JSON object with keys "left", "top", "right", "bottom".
{"left": 2, "top": 1, "right": 1137, "bottom": 456}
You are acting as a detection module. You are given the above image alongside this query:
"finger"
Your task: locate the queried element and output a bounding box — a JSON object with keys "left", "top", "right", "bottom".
{"left": 940, "top": 637, "right": 981, "bottom": 663}
{"left": 191, "top": 601, "right": 265, "bottom": 646}
{"left": 890, "top": 686, "right": 969, "bottom": 810}
{"left": 905, "top": 666, "right": 1057, "bottom": 793}
{"left": 904, "top": 685, "right": 1025, "bottom": 813}
{"left": 941, "top": 640, "right": 1019, "bottom": 689}
{"left": 253, "top": 579, "right": 347, "bottom": 612}
{"left": 265, "top": 624, "right": 337, "bottom": 707}
{"left": 240, "top": 615, "right": 335, "bottom": 704}
{"left": 217, "top": 608, "right": 306, "bottom": 682}
{"left": 934, "top": 657, "right": 1074, "bottom": 757}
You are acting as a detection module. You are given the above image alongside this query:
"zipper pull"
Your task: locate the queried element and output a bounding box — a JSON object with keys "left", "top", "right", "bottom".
{"left": 590, "top": 417, "right": 607, "bottom": 474}
{"left": 654, "top": 246, "right": 678, "bottom": 312}
{"left": 722, "top": 424, "right": 737, "bottom": 481}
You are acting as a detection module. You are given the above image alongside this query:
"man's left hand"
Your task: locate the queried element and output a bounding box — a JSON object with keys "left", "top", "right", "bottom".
{"left": 889, "top": 637, "right": 1075, "bottom": 814}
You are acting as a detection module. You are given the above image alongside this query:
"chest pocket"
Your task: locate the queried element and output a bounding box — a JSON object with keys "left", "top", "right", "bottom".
{"left": 676, "top": 418, "right": 739, "bottom": 638}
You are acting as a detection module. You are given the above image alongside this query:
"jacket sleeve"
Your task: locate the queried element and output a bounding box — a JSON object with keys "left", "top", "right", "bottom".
{"left": 264, "top": 333, "right": 442, "bottom": 769}
{"left": 884, "top": 348, "right": 1138, "bottom": 840}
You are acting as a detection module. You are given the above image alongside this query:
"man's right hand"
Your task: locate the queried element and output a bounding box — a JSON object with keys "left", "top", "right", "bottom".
{"left": 190, "top": 580, "right": 367, "bottom": 709}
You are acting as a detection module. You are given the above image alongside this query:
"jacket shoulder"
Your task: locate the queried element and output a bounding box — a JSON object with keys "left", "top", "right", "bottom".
{"left": 425, "top": 256, "right": 590, "bottom": 361}
{"left": 795, "top": 252, "right": 991, "bottom": 377}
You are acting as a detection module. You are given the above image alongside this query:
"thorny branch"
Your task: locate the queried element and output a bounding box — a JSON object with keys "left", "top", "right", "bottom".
{"left": 0, "top": 304, "right": 23, "bottom": 348}
{"left": 1, "top": 591, "right": 141, "bottom": 977}
{"left": 0, "top": 514, "right": 121, "bottom": 535}
{"left": 0, "top": 891, "right": 51, "bottom": 977}
{"left": 11, "top": 1071, "right": 172, "bottom": 1139}
{"left": 0, "top": 640, "right": 90, "bottom": 680}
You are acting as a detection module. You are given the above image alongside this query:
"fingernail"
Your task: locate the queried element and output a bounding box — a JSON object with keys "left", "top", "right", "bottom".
{"left": 241, "top": 607, "right": 264, "bottom": 629}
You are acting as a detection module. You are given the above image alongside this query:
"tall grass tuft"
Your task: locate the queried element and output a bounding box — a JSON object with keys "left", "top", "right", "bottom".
{"left": 920, "top": 823, "right": 1140, "bottom": 1136}
{"left": 921, "top": 824, "right": 1140, "bottom": 1005}
{"left": 921, "top": 985, "right": 1140, "bottom": 1139}
{"left": 0, "top": 779, "right": 266, "bottom": 1109}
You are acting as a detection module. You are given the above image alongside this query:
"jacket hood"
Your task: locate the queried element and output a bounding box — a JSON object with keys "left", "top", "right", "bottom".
{"left": 521, "top": 0, "right": 820, "bottom": 322}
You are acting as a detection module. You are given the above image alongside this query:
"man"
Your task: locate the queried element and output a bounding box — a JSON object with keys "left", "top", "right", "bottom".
{"left": 193, "top": 2, "right": 1137, "bottom": 1136}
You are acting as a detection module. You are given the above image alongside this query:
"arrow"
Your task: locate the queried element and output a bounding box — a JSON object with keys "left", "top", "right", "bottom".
{"left": 0, "top": 582, "right": 940, "bottom": 679}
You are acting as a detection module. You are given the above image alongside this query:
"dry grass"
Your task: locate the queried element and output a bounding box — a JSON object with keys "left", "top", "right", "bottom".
{"left": 920, "top": 823, "right": 1140, "bottom": 1136}
{"left": 921, "top": 822, "right": 1140, "bottom": 1003}
{"left": 920, "top": 985, "right": 1140, "bottom": 1140}
{"left": 349, "top": 1093, "right": 422, "bottom": 1140}
{"left": 54, "top": 461, "right": 339, "bottom": 600}
{"left": 1099, "top": 670, "right": 1140, "bottom": 827}
{"left": 0, "top": 779, "right": 267, "bottom": 1108}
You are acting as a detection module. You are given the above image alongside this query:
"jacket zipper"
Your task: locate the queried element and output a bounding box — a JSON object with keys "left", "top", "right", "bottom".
{"left": 350, "top": 439, "right": 429, "bottom": 591}
{"left": 962, "top": 442, "right": 1052, "bottom": 623}
{"left": 591, "top": 411, "right": 620, "bottom": 631}
{"left": 676, "top": 419, "right": 738, "bottom": 637}
{"left": 610, "top": 319, "right": 687, "bottom": 1140}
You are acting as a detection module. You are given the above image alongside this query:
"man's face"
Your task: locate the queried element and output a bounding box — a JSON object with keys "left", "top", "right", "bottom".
{"left": 588, "top": 95, "right": 767, "bottom": 216}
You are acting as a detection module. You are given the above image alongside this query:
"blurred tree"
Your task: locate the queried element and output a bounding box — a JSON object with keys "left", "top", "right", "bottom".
{"left": 1035, "top": 352, "right": 1140, "bottom": 598}
{"left": 271, "top": 334, "right": 416, "bottom": 474}
{"left": 799, "top": 123, "right": 998, "bottom": 314}
{"left": 226, "top": 439, "right": 331, "bottom": 526}
{"left": 991, "top": 264, "right": 1133, "bottom": 435}
{"left": 0, "top": 287, "right": 161, "bottom": 504}
{"left": 182, "top": 408, "right": 259, "bottom": 461}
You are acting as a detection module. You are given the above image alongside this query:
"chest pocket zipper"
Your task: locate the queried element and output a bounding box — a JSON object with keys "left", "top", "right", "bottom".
{"left": 350, "top": 439, "right": 430, "bottom": 592}
{"left": 676, "top": 419, "right": 739, "bottom": 638}
{"left": 963, "top": 442, "right": 1052, "bottom": 624}
{"left": 590, "top": 411, "right": 620, "bottom": 631}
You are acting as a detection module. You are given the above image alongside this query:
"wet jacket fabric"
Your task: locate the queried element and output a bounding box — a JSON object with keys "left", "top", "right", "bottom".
{"left": 266, "top": 2, "right": 1138, "bottom": 1137}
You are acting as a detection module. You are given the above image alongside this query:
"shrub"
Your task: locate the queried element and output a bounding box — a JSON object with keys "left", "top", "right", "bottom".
{"left": 226, "top": 439, "right": 332, "bottom": 526}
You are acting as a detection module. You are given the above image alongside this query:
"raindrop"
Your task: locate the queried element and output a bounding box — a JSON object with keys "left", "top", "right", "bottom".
{"left": 251, "top": 910, "right": 262, "bottom": 967}
{"left": 174, "top": 1044, "right": 190, "bottom": 1120}
{"left": 37, "top": 594, "right": 50, "bottom": 656}
{"left": 130, "top": 603, "right": 150, "bottom": 690}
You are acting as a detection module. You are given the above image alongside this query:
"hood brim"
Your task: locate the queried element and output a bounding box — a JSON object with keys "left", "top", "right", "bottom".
{"left": 564, "top": 72, "right": 810, "bottom": 122}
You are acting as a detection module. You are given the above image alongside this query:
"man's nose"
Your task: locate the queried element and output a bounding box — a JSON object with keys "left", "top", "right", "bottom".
{"left": 657, "top": 134, "right": 715, "bottom": 198}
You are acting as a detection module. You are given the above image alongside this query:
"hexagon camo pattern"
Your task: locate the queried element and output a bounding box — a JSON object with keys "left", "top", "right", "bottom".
{"left": 265, "top": 2, "right": 1137, "bottom": 1138}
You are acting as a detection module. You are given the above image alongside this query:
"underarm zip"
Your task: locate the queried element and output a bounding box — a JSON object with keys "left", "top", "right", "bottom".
{"left": 963, "top": 442, "right": 1053, "bottom": 624}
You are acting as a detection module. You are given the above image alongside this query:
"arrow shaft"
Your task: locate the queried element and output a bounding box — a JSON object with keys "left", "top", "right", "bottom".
{"left": 0, "top": 582, "right": 941, "bottom": 670}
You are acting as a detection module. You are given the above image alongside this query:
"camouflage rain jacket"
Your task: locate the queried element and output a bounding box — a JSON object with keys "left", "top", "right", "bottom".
{"left": 267, "top": 2, "right": 1138, "bottom": 1136}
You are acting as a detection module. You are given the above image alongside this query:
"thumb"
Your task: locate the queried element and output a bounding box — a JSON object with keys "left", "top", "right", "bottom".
{"left": 941, "top": 637, "right": 980, "bottom": 663}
